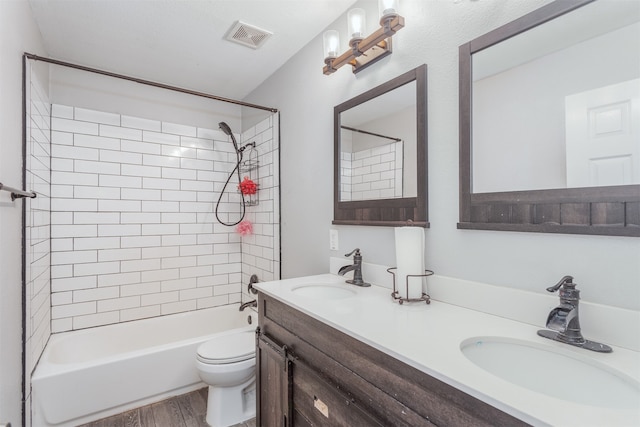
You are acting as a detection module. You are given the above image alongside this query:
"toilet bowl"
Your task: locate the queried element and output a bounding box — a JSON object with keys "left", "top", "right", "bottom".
{"left": 196, "top": 330, "right": 256, "bottom": 427}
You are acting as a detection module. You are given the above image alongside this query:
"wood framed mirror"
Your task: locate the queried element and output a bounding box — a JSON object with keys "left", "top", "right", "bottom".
{"left": 459, "top": 0, "right": 640, "bottom": 237}
{"left": 333, "top": 64, "right": 428, "bottom": 227}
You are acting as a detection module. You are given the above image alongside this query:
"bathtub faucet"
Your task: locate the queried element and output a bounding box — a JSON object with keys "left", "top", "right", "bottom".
{"left": 239, "top": 300, "right": 257, "bottom": 311}
{"left": 536, "top": 275, "right": 612, "bottom": 353}
{"left": 338, "top": 248, "right": 370, "bottom": 287}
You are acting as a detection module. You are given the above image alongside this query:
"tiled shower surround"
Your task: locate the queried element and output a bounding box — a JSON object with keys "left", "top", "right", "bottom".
{"left": 48, "top": 105, "right": 279, "bottom": 332}
{"left": 25, "top": 64, "right": 52, "bottom": 382}
{"left": 239, "top": 119, "right": 281, "bottom": 293}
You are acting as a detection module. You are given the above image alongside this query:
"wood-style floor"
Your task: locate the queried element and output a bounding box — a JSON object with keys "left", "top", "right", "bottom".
{"left": 79, "top": 388, "right": 256, "bottom": 427}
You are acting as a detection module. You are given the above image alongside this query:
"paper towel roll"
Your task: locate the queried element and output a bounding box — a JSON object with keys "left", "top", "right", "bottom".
{"left": 394, "top": 226, "right": 425, "bottom": 300}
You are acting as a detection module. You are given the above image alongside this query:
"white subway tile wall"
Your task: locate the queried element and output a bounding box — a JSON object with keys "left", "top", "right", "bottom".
{"left": 340, "top": 141, "right": 403, "bottom": 201}
{"left": 25, "top": 65, "right": 52, "bottom": 387}
{"left": 50, "top": 105, "right": 279, "bottom": 331}
{"left": 340, "top": 151, "right": 353, "bottom": 201}
{"left": 240, "top": 115, "right": 281, "bottom": 300}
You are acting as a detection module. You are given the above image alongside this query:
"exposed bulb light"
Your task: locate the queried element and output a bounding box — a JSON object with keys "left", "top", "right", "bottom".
{"left": 323, "top": 30, "right": 340, "bottom": 59}
{"left": 322, "top": 2, "right": 404, "bottom": 76}
{"left": 348, "top": 8, "right": 367, "bottom": 42}
{"left": 379, "top": 0, "right": 399, "bottom": 23}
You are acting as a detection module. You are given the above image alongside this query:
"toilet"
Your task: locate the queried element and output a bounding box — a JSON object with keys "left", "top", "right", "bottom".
{"left": 196, "top": 330, "right": 256, "bottom": 427}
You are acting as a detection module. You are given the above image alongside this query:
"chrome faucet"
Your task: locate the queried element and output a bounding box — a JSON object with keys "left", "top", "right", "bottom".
{"left": 537, "top": 276, "right": 612, "bottom": 353}
{"left": 338, "top": 248, "right": 371, "bottom": 287}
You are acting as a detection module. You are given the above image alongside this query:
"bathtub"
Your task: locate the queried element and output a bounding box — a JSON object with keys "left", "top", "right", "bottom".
{"left": 31, "top": 304, "right": 257, "bottom": 427}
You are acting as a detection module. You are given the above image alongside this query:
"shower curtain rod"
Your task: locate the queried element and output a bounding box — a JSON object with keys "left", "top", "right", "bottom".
{"left": 341, "top": 125, "right": 402, "bottom": 142}
{"left": 24, "top": 53, "right": 278, "bottom": 113}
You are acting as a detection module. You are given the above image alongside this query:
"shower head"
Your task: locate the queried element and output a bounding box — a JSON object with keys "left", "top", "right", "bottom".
{"left": 215, "top": 121, "right": 247, "bottom": 227}
{"left": 219, "top": 121, "right": 239, "bottom": 152}
{"left": 219, "top": 122, "right": 233, "bottom": 137}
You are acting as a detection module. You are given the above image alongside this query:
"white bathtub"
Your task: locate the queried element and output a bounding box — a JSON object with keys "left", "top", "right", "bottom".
{"left": 31, "top": 304, "right": 257, "bottom": 427}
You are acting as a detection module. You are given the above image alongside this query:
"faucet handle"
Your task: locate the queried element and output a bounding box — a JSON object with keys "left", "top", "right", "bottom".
{"left": 546, "top": 275, "right": 576, "bottom": 293}
{"left": 344, "top": 248, "right": 361, "bottom": 258}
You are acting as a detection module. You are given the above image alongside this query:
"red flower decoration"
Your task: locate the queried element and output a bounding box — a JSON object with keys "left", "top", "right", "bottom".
{"left": 236, "top": 220, "right": 253, "bottom": 236}
{"left": 239, "top": 176, "right": 257, "bottom": 195}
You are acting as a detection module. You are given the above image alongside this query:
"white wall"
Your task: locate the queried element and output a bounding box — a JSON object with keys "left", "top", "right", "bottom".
{"left": 0, "top": 0, "right": 48, "bottom": 425}
{"left": 246, "top": 0, "right": 640, "bottom": 311}
{"left": 50, "top": 66, "right": 243, "bottom": 132}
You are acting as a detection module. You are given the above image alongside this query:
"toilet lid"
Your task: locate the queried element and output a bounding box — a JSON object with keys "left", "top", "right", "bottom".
{"left": 197, "top": 331, "right": 255, "bottom": 364}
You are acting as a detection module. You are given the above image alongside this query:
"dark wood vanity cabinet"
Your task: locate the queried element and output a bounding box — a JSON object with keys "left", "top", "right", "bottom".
{"left": 256, "top": 293, "right": 529, "bottom": 427}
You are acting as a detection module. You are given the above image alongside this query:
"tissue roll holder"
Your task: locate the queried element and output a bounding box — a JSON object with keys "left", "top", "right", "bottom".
{"left": 387, "top": 267, "right": 433, "bottom": 305}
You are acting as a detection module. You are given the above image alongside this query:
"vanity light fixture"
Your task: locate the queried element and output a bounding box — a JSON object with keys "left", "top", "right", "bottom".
{"left": 323, "top": 0, "right": 404, "bottom": 75}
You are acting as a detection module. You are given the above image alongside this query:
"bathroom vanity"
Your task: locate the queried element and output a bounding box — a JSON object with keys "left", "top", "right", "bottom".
{"left": 253, "top": 273, "right": 640, "bottom": 427}
{"left": 256, "top": 292, "right": 525, "bottom": 426}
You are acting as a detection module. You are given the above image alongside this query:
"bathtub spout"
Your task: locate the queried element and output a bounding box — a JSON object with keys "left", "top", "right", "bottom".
{"left": 239, "top": 300, "right": 257, "bottom": 311}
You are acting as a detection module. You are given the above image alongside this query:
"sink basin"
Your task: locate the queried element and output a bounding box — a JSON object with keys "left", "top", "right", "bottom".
{"left": 291, "top": 284, "right": 356, "bottom": 300}
{"left": 461, "top": 337, "right": 640, "bottom": 409}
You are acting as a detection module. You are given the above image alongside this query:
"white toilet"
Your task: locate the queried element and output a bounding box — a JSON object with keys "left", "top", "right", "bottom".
{"left": 196, "top": 330, "right": 256, "bottom": 427}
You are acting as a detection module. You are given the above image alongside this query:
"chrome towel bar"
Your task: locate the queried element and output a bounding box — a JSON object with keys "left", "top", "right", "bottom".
{"left": 0, "top": 182, "right": 37, "bottom": 201}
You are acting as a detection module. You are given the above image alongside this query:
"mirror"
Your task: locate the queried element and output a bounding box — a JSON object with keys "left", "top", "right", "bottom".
{"left": 459, "top": 0, "right": 640, "bottom": 236}
{"left": 334, "top": 64, "right": 428, "bottom": 226}
{"left": 339, "top": 81, "right": 416, "bottom": 202}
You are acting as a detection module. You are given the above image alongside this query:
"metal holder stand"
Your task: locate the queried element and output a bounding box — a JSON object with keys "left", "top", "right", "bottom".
{"left": 387, "top": 267, "right": 433, "bottom": 305}
{"left": 239, "top": 142, "right": 259, "bottom": 206}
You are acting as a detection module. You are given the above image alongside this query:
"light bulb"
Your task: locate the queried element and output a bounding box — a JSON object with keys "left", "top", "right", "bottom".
{"left": 323, "top": 30, "right": 340, "bottom": 59}
{"left": 379, "top": 0, "right": 399, "bottom": 21}
{"left": 348, "top": 8, "right": 366, "bottom": 40}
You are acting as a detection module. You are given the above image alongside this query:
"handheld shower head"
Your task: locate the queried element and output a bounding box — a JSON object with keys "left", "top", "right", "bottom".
{"left": 218, "top": 122, "right": 233, "bottom": 136}
{"left": 215, "top": 121, "right": 247, "bottom": 227}
{"left": 218, "top": 121, "right": 239, "bottom": 153}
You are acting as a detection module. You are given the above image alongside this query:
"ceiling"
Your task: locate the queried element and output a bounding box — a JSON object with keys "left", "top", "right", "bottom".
{"left": 28, "top": 0, "right": 357, "bottom": 100}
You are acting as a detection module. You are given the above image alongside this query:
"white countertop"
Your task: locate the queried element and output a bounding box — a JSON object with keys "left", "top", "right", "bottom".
{"left": 254, "top": 273, "right": 640, "bottom": 427}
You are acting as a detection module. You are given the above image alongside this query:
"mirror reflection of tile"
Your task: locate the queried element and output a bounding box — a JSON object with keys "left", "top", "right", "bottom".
{"left": 340, "top": 140, "right": 403, "bottom": 201}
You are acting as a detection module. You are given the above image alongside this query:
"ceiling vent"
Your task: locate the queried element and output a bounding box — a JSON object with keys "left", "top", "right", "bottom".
{"left": 225, "top": 21, "right": 273, "bottom": 49}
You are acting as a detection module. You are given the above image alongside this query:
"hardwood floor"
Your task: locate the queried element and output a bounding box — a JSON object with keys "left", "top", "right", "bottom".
{"left": 79, "top": 388, "right": 256, "bottom": 427}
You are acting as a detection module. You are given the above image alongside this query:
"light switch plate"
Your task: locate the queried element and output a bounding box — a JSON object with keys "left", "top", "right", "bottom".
{"left": 329, "top": 229, "right": 339, "bottom": 251}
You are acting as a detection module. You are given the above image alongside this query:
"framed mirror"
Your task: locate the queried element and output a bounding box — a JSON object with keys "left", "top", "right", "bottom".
{"left": 333, "top": 64, "right": 428, "bottom": 226}
{"left": 459, "top": 0, "right": 640, "bottom": 237}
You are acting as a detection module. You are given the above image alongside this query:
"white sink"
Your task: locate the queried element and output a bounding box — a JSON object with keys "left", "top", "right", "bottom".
{"left": 291, "top": 284, "right": 357, "bottom": 300}
{"left": 461, "top": 336, "right": 640, "bottom": 409}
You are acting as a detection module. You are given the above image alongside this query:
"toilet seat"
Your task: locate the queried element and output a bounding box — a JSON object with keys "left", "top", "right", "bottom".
{"left": 197, "top": 330, "right": 255, "bottom": 364}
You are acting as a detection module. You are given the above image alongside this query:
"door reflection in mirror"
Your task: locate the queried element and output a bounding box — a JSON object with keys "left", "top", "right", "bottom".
{"left": 471, "top": 0, "right": 640, "bottom": 193}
